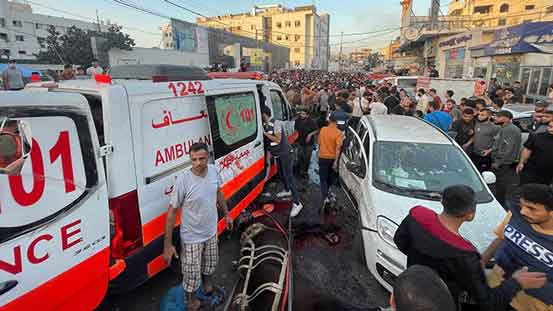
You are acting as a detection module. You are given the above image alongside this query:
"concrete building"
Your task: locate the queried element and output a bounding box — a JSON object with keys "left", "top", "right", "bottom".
{"left": 447, "top": 0, "right": 553, "bottom": 28}
{"left": 161, "top": 19, "right": 289, "bottom": 72}
{"left": 349, "top": 48, "right": 372, "bottom": 63}
{"left": 0, "top": 0, "right": 110, "bottom": 61}
{"left": 109, "top": 47, "right": 209, "bottom": 67}
{"left": 195, "top": 4, "right": 330, "bottom": 70}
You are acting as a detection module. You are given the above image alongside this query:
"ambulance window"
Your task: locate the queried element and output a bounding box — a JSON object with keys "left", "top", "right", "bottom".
{"left": 0, "top": 108, "right": 98, "bottom": 243}
{"left": 83, "top": 94, "right": 104, "bottom": 146}
{"left": 270, "top": 90, "right": 289, "bottom": 120}
{"left": 208, "top": 92, "right": 258, "bottom": 159}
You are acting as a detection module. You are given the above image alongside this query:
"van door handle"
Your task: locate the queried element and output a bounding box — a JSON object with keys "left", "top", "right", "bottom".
{"left": 0, "top": 280, "right": 18, "bottom": 296}
{"left": 254, "top": 141, "right": 262, "bottom": 147}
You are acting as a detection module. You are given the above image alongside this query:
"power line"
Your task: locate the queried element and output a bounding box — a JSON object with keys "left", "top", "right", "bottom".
{"left": 164, "top": 0, "right": 400, "bottom": 39}
{"left": 29, "top": 1, "right": 160, "bottom": 36}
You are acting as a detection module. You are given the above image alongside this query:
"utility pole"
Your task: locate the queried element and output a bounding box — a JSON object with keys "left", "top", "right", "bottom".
{"left": 338, "top": 31, "right": 343, "bottom": 72}
{"left": 96, "top": 9, "right": 102, "bottom": 32}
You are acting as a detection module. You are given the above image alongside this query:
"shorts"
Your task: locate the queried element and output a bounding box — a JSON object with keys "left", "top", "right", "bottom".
{"left": 181, "top": 235, "right": 218, "bottom": 293}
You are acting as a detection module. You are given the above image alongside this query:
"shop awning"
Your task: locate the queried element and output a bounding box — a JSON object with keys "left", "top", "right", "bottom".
{"left": 484, "top": 21, "right": 553, "bottom": 56}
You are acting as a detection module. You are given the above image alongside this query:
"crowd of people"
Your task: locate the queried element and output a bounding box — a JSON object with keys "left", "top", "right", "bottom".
{"left": 265, "top": 69, "right": 552, "bottom": 311}
{"left": 268, "top": 70, "right": 553, "bottom": 208}
{"left": 1, "top": 59, "right": 104, "bottom": 90}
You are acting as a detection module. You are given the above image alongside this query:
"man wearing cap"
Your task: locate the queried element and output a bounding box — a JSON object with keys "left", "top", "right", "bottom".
{"left": 2, "top": 59, "right": 24, "bottom": 91}
{"left": 492, "top": 110, "right": 522, "bottom": 208}
{"left": 318, "top": 112, "right": 343, "bottom": 207}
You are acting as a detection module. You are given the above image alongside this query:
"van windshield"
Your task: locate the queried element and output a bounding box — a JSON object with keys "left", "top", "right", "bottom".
{"left": 372, "top": 141, "right": 492, "bottom": 203}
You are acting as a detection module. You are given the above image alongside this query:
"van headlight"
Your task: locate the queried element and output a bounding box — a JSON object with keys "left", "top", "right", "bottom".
{"left": 377, "top": 216, "right": 399, "bottom": 248}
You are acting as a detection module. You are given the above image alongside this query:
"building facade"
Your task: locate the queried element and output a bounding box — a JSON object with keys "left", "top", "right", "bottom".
{"left": 161, "top": 18, "right": 289, "bottom": 72}
{"left": 0, "top": 0, "right": 110, "bottom": 61}
{"left": 447, "top": 0, "right": 553, "bottom": 28}
{"left": 195, "top": 4, "right": 330, "bottom": 70}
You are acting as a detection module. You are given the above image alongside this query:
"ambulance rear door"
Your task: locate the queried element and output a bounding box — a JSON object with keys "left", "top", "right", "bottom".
{"left": 0, "top": 92, "right": 110, "bottom": 311}
{"left": 205, "top": 86, "right": 266, "bottom": 231}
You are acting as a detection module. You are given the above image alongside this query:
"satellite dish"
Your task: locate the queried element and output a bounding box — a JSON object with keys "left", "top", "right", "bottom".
{"left": 404, "top": 27, "right": 420, "bottom": 41}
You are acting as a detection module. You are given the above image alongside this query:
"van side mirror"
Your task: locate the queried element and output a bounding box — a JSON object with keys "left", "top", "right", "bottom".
{"left": 482, "top": 171, "right": 496, "bottom": 185}
{"left": 0, "top": 118, "right": 32, "bottom": 175}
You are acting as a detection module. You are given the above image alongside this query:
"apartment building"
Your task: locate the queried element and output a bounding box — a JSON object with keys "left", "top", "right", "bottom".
{"left": 0, "top": 0, "right": 110, "bottom": 60}
{"left": 350, "top": 48, "right": 372, "bottom": 63}
{"left": 196, "top": 4, "right": 330, "bottom": 70}
{"left": 447, "top": 0, "right": 553, "bottom": 28}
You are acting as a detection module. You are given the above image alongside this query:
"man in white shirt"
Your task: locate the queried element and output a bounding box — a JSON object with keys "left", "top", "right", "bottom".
{"left": 163, "top": 143, "right": 233, "bottom": 311}
{"left": 86, "top": 59, "right": 104, "bottom": 76}
{"left": 370, "top": 93, "right": 388, "bottom": 115}
{"left": 416, "top": 88, "right": 430, "bottom": 114}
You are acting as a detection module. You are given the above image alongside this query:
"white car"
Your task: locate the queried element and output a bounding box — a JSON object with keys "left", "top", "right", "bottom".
{"left": 339, "top": 115, "right": 506, "bottom": 292}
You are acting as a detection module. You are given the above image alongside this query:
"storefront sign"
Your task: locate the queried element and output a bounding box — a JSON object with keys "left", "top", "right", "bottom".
{"left": 448, "top": 48, "right": 466, "bottom": 60}
{"left": 485, "top": 21, "right": 553, "bottom": 56}
{"left": 439, "top": 34, "right": 473, "bottom": 48}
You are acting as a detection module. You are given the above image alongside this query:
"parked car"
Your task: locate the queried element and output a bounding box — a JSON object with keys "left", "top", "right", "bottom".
{"left": 339, "top": 115, "right": 506, "bottom": 292}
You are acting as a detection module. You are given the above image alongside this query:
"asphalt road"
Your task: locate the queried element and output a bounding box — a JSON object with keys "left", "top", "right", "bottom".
{"left": 97, "top": 180, "right": 389, "bottom": 311}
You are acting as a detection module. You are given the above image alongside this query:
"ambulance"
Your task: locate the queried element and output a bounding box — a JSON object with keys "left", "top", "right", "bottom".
{"left": 0, "top": 65, "right": 294, "bottom": 310}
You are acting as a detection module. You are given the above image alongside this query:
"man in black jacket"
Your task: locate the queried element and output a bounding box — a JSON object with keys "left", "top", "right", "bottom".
{"left": 394, "top": 185, "right": 546, "bottom": 311}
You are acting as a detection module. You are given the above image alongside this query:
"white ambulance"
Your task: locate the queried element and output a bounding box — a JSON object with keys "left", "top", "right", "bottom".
{"left": 0, "top": 65, "right": 294, "bottom": 310}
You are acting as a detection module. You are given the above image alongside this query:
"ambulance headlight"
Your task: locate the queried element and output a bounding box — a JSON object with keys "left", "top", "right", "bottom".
{"left": 377, "top": 216, "right": 399, "bottom": 248}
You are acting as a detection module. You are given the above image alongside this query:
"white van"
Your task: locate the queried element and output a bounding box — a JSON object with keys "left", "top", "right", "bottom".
{"left": 339, "top": 115, "right": 505, "bottom": 292}
{"left": 0, "top": 65, "right": 293, "bottom": 310}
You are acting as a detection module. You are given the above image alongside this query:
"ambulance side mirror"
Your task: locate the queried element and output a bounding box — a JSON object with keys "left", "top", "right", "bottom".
{"left": 0, "top": 118, "right": 32, "bottom": 175}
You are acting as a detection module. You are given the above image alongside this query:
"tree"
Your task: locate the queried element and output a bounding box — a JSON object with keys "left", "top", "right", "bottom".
{"left": 36, "top": 24, "right": 135, "bottom": 65}
{"left": 104, "top": 25, "right": 135, "bottom": 51}
{"left": 34, "top": 26, "right": 64, "bottom": 64}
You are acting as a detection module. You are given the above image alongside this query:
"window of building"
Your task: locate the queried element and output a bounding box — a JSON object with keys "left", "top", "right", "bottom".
{"left": 499, "top": 4, "right": 509, "bottom": 13}
{"left": 18, "top": 50, "right": 26, "bottom": 55}
{"left": 295, "top": 35, "right": 300, "bottom": 41}
{"left": 295, "top": 20, "right": 301, "bottom": 27}
{"left": 12, "top": 20, "right": 22, "bottom": 27}
{"left": 250, "top": 25, "right": 255, "bottom": 30}
{"left": 15, "top": 35, "right": 24, "bottom": 42}
{"left": 0, "top": 49, "right": 9, "bottom": 57}
{"left": 547, "top": 6, "right": 553, "bottom": 14}
{"left": 294, "top": 48, "right": 300, "bottom": 53}
{"left": 450, "top": 9, "right": 462, "bottom": 16}
{"left": 525, "top": 5, "right": 535, "bottom": 10}
{"left": 276, "top": 22, "right": 282, "bottom": 28}
{"left": 285, "top": 35, "right": 289, "bottom": 41}
{"left": 285, "top": 21, "right": 291, "bottom": 27}
{"left": 276, "top": 35, "right": 282, "bottom": 41}
{"left": 474, "top": 5, "right": 492, "bottom": 14}
{"left": 0, "top": 18, "right": 5, "bottom": 27}
{"left": 0, "top": 33, "right": 7, "bottom": 41}
{"left": 498, "top": 18, "right": 507, "bottom": 26}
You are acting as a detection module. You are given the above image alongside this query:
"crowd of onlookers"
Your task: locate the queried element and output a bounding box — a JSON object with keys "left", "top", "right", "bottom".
{"left": 1, "top": 59, "right": 105, "bottom": 90}
{"left": 268, "top": 69, "right": 552, "bottom": 311}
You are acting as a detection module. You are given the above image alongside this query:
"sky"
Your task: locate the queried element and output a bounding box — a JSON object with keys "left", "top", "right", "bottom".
{"left": 31, "top": 0, "right": 439, "bottom": 53}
